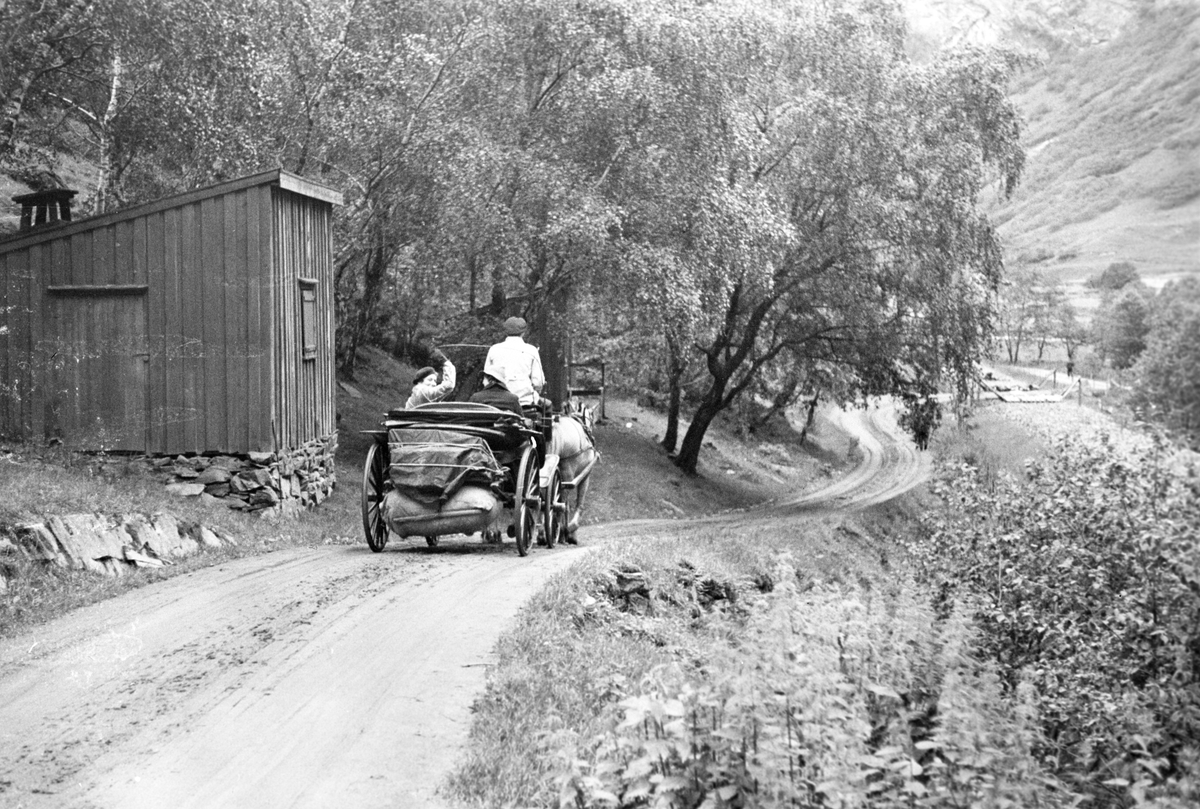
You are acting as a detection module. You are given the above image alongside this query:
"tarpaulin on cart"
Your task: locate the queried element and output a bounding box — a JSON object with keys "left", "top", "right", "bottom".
{"left": 388, "top": 428, "right": 504, "bottom": 504}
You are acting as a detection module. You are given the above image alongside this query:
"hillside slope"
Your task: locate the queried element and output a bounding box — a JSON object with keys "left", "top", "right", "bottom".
{"left": 990, "top": 3, "right": 1200, "bottom": 295}
{"left": 904, "top": 0, "right": 1133, "bottom": 53}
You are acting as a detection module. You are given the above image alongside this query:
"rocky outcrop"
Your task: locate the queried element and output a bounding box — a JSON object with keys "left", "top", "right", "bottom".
{"left": 4, "top": 512, "right": 237, "bottom": 577}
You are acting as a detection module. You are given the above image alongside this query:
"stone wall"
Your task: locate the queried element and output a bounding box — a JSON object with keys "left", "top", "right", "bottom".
{"left": 162, "top": 433, "right": 338, "bottom": 517}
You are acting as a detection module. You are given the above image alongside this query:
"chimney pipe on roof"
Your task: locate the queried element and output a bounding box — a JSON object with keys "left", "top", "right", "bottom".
{"left": 13, "top": 189, "right": 77, "bottom": 231}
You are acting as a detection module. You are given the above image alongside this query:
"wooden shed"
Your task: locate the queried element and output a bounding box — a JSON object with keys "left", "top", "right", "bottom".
{"left": 0, "top": 169, "right": 342, "bottom": 457}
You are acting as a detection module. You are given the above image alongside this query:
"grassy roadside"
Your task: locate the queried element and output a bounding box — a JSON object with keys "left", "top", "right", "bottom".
{"left": 445, "top": 405, "right": 1072, "bottom": 808}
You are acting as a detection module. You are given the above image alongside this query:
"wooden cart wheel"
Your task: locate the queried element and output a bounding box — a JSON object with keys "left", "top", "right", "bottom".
{"left": 514, "top": 444, "right": 540, "bottom": 557}
{"left": 361, "top": 441, "right": 389, "bottom": 552}
{"left": 542, "top": 468, "right": 563, "bottom": 549}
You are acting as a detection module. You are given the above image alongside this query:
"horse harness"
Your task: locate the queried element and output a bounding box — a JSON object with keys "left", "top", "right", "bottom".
{"left": 556, "top": 413, "right": 596, "bottom": 461}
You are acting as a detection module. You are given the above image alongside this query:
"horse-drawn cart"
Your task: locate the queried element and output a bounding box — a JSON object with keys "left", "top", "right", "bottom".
{"left": 360, "top": 402, "right": 568, "bottom": 556}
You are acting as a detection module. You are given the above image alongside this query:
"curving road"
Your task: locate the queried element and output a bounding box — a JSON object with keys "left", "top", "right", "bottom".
{"left": 779, "top": 398, "right": 930, "bottom": 511}
{"left": 0, "top": 400, "right": 926, "bottom": 808}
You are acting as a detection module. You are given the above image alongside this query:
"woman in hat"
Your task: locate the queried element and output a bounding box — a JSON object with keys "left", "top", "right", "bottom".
{"left": 405, "top": 350, "right": 456, "bottom": 409}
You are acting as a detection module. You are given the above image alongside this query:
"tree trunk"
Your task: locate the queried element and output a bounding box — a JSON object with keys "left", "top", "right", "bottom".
{"left": 662, "top": 379, "right": 681, "bottom": 453}
{"left": 672, "top": 283, "right": 778, "bottom": 473}
{"left": 467, "top": 252, "right": 478, "bottom": 311}
{"left": 674, "top": 391, "right": 723, "bottom": 476}
{"left": 750, "top": 370, "right": 800, "bottom": 433}
{"left": 538, "top": 279, "right": 570, "bottom": 407}
{"left": 661, "top": 333, "right": 685, "bottom": 453}
{"left": 340, "top": 237, "right": 389, "bottom": 377}
{"left": 797, "top": 393, "right": 819, "bottom": 445}
{"left": 93, "top": 49, "right": 123, "bottom": 215}
{"left": 0, "top": 71, "right": 37, "bottom": 164}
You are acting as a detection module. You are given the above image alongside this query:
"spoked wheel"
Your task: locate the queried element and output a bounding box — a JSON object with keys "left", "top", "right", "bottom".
{"left": 542, "top": 468, "right": 564, "bottom": 549}
{"left": 361, "top": 441, "right": 389, "bottom": 552}
{"left": 514, "top": 444, "right": 541, "bottom": 557}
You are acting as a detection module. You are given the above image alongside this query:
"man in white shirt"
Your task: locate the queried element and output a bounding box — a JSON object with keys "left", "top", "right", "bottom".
{"left": 483, "top": 317, "right": 545, "bottom": 407}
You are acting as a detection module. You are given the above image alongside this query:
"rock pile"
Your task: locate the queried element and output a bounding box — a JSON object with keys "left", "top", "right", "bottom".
{"left": 4, "top": 512, "right": 237, "bottom": 577}
{"left": 601, "top": 560, "right": 745, "bottom": 617}
{"left": 161, "top": 433, "right": 338, "bottom": 516}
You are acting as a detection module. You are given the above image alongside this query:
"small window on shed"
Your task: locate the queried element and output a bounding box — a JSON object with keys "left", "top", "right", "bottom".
{"left": 299, "top": 278, "right": 318, "bottom": 360}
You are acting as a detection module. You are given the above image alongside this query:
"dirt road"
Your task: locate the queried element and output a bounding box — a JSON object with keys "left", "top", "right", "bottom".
{"left": 0, "top": 402, "right": 925, "bottom": 808}
{"left": 780, "top": 399, "right": 931, "bottom": 510}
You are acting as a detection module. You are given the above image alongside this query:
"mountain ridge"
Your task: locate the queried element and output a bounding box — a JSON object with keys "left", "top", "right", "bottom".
{"left": 983, "top": 1, "right": 1200, "bottom": 308}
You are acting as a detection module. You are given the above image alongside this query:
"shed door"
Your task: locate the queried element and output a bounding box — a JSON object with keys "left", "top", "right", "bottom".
{"left": 44, "top": 292, "right": 149, "bottom": 452}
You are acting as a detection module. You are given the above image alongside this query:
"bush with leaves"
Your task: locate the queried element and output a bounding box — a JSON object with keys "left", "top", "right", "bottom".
{"left": 1129, "top": 277, "right": 1200, "bottom": 448}
{"left": 910, "top": 431, "right": 1200, "bottom": 806}
{"left": 1088, "top": 262, "right": 1141, "bottom": 292}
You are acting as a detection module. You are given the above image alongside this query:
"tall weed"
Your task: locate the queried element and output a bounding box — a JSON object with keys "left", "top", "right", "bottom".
{"left": 556, "top": 566, "right": 1070, "bottom": 808}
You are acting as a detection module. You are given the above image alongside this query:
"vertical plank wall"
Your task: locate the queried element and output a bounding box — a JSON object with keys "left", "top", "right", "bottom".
{"left": 0, "top": 171, "right": 335, "bottom": 454}
{"left": 0, "top": 187, "right": 274, "bottom": 454}
{"left": 147, "top": 186, "right": 274, "bottom": 455}
{"left": 270, "top": 188, "right": 335, "bottom": 450}
{"left": 0, "top": 248, "right": 35, "bottom": 437}
{"left": 0, "top": 220, "right": 151, "bottom": 449}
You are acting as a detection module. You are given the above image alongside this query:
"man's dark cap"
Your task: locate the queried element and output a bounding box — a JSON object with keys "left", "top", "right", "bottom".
{"left": 503, "top": 316, "right": 527, "bottom": 336}
{"left": 412, "top": 367, "right": 436, "bottom": 385}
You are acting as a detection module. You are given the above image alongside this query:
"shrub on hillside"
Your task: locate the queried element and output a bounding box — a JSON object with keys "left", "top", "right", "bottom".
{"left": 1156, "top": 166, "right": 1200, "bottom": 209}
{"left": 911, "top": 433, "right": 1200, "bottom": 807}
{"left": 1092, "top": 286, "right": 1152, "bottom": 370}
{"left": 1130, "top": 277, "right": 1200, "bottom": 448}
{"left": 1088, "top": 262, "right": 1141, "bottom": 292}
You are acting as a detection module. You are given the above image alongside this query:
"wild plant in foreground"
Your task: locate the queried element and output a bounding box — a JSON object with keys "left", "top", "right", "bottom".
{"left": 553, "top": 554, "right": 1071, "bottom": 808}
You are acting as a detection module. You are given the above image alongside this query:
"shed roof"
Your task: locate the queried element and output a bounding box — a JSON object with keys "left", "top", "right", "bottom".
{"left": 0, "top": 168, "right": 342, "bottom": 255}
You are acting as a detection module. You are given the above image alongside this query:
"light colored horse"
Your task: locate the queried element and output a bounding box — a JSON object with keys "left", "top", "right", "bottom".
{"left": 547, "top": 400, "right": 598, "bottom": 543}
